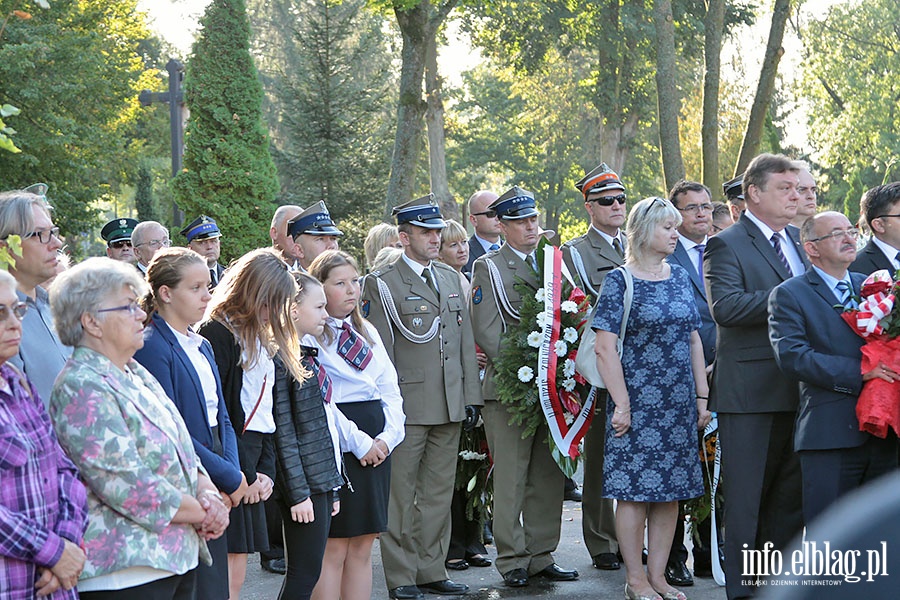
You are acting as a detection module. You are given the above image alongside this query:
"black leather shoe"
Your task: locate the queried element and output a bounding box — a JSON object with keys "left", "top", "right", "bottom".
{"left": 665, "top": 561, "right": 694, "bottom": 587}
{"left": 260, "top": 558, "right": 286, "bottom": 574}
{"left": 445, "top": 559, "right": 469, "bottom": 571}
{"left": 483, "top": 523, "right": 494, "bottom": 545}
{"left": 389, "top": 585, "right": 425, "bottom": 600}
{"left": 535, "top": 563, "right": 579, "bottom": 581}
{"left": 502, "top": 568, "right": 529, "bottom": 587}
{"left": 466, "top": 553, "right": 492, "bottom": 567}
{"left": 563, "top": 486, "right": 583, "bottom": 502}
{"left": 419, "top": 580, "right": 468, "bottom": 595}
{"left": 592, "top": 552, "right": 621, "bottom": 570}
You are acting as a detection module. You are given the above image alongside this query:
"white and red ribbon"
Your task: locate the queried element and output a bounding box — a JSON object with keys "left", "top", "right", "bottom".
{"left": 536, "top": 245, "right": 595, "bottom": 460}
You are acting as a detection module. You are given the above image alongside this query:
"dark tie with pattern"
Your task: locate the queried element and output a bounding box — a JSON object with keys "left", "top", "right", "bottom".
{"left": 694, "top": 243, "right": 705, "bottom": 276}
{"left": 528, "top": 253, "right": 539, "bottom": 273}
{"left": 422, "top": 267, "right": 439, "bottom": 296}
{"left": 337, "top": 321, "right": 373, "bottom": 371}
{"left": 770, "top": 233, "right": 791, "bottom": 274}
{"left": 836, "top": 280, "right": 854, "bottom": 309}
{"left": 612, "top": 237, "right": 625, "bottom": 259}
{"left": 210, "top": 268, "right": 217, "bottom": 286}
{"left": 307, "top": 355, "right": 332, "bottom": 403}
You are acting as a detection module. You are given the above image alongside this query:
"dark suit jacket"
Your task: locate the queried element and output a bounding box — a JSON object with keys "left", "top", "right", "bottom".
{"left": 704, "top": 213, "right": 809, "bottom": 413}
{"left": 134, "top": 312, "right": 243, "bottom": 494}
{"left": 464, "top": 235, "right": 496, "bottom": 276}
{"left": 210, "top": 262, "right": 226, "bottom": 288}
{"left": 768, "top": 269, "right": 868, "bottom": 451}
{"left": 850, "top": 239, "right": 895, "bottom": 278}
{"left": 667, "top": 241, "right": 716, "bottom": 365}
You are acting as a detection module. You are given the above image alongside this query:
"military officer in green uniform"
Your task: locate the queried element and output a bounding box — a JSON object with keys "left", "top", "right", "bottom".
{"left": 560, "top": 163, "right": 627, "bottom": 571}
{"left": 362, "top": 194, "right": 483, "bottom": 600}
{"left": 469, "top": 186, "right": 579, "bottom": 588}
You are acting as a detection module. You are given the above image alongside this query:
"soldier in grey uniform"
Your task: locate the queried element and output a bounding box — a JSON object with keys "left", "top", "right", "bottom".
{"left": 560, "top": 163, "right": 628, "bottom": 571}
{"left": 362, "top": 195, "right": 483, "bottom": 600}
{"left": 470, "top": 186, "right": 579, "bottom": 588}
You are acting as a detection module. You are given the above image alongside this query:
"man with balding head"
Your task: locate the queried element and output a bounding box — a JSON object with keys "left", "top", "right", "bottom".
{"left": 463, "top": 190, "right": 501, "bottom": 276}
{"left": 132, "top": 220, "right": 170, "bottom": 275}
{"left": 769, "top": 211, "right": 896, "bottom": 526}
{"left": 269, "top": 204, "right": 303, "bottom": 269}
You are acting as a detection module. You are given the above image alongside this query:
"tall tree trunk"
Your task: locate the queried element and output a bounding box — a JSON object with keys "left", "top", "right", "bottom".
{"left": 734, "top": 0, "right": 791, "bottom": 176}
{"left": 653, "top": 0, "right": 685, "bottom": 190}
{"left": 701, "top": 0, "right": 725, "bottom": 192}
{"left": 424, "top": 26, "right": 457, "bottom": 220}
{"left": 384, "top": 1, "right": 429, "bottom": 220}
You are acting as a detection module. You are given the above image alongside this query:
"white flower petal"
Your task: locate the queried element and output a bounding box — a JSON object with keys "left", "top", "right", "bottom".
{"left": 517, "top": 366, "right": 535, "bottom": 382}
{"left": 527, "top": 331, "right": 543, "bottom": 348}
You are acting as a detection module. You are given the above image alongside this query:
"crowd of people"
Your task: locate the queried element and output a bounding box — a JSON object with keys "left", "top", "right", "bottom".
{"left": 1, "top": 152, "right": 897, "bottom": 600}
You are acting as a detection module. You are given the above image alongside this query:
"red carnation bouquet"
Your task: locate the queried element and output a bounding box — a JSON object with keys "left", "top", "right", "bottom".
{"left": 840, "top": 269, "right": 900, "bottom": 437}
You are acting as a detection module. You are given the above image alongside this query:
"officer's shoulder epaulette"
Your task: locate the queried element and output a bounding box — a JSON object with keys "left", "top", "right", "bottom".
{"left": 433, "top": 261, "right": 456, "bottom": 273}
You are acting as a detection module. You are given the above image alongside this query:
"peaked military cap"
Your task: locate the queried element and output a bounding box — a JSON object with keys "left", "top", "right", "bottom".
{"left": 723, "top": 174, "right": 744, "bottom": 201}
{"left": 180, "top": 215, "right": 222, "bottom": 242}
{"left": 575, "top": 163, "right": 625, "bottom": 199}
{"left": 287, "top": 201, "right": 343, "bottom": 238}
{"left": 392, "top": 194, "right": 446, "bottom": 229}
{"left": 101, "top": 218, "right": 139, "bottom": 245}
{"left": 490, "top": 186, "right": 539, "bottom": 220}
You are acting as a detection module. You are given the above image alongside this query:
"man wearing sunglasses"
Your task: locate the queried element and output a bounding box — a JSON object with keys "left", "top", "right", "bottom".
{"left": 851, "top": 182, "right": 900, "bottom": 277}
{"left": 560, "top": 162, "right": 626, "bottom": 573}
{"left": 101, "top": 217, "right": 138, "bottom": 264}
{"left": 463, "top": 190, "right": 502, "bottom": 276}
{"left": 0, "top": 187, "right": 71, "bottom": 406}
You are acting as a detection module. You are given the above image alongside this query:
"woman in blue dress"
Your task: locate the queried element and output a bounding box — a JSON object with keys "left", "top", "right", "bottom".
{"left": 592, "top": 197, "right": 712, "bottom": 600}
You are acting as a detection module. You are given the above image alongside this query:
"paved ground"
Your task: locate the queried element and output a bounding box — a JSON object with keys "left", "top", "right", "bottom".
{"left": 241, "top": 499, "right": 728, "bottom": 600}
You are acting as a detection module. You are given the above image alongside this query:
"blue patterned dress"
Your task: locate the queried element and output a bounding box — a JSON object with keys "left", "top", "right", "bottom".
{"left": 591, "top": 265, "right": 704, "bottom": 502}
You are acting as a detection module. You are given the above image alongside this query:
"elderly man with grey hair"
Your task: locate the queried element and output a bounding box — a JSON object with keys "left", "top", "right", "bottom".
{"left": 269, "top": 205, "right": 303, "bottom": 270}
{"left": 0, "top": 188, "right": 71, "bottom": 405}
{"left": 132, "top": 220, "right": 170, "bottom": 275}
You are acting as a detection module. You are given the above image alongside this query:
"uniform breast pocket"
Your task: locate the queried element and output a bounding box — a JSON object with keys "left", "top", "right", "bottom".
{"left": 0, "top": 433, "right": 31, "bottom": 470}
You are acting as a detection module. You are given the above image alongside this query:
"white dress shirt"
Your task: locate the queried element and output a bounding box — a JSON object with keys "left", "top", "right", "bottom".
{"left": 744, "top": 210, "right": 805, "bottom": 276}
{"left": 871, "top": 236, "right": 900, "bottom": 271}
{"left": 240, "top": 340, "right": 276, "bottom": 434}
{"left": 169, "top": 323, "right": 219, "bottom": 426}
{"left": 312, "top": 318, "right": 406, "bottom": 452}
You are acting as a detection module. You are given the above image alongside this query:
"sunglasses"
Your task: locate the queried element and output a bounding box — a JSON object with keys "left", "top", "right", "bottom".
{"left": 0, "top": 301, "right": 27, "bottom": 323}
{"left": 471, "top": 210, "right": 497, "bottom": 219}
{"left": 109, "top": 240, "right": 133, "bottom": 249}
{"left": 590, "top": 194, "right": 627, "bottom": 206}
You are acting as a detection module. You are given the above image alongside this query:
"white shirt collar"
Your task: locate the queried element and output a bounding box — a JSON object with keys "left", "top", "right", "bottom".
{"left": 401, "top": 252, "right": 432, "bottom": 278}
{"left": 591, "top": 225, "right": 622, "bottom": 248}
{"left": 871, "top": 236, "right": 900, "bottom": 268}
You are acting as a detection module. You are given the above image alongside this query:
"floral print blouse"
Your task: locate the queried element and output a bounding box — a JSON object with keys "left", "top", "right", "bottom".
{"left": 49, "top": 347, "right": 211, "bottom": 582}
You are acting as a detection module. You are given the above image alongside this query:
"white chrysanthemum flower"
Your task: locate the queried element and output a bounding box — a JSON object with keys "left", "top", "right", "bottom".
{"left": 563, "top": 358, "right": 576, "bottom": 378}
{"left": 535, "top": 288, "right": 546, "bottom": 302}
{"left": 563, "top": 327, "right": 578, "bottom": 343}
{"left": 565, "top": 412, "right": 575, "bottom": 425}
{"left": 554, "top": 340, "right": 568, "bottom": 357}
{"left": 517, "top": 366, "right": 534, "bottom": 382}
{"left": 562, "top": 377, "right": 577, "bottom": 391}
{"left": 536, "top": 311, "right": 548, "bottom": 328}
{"left": 560, "top": 300, "right": 578, "bottom": 313}
{"left": 527, "top": 331, "right": 543, "bottom": 347}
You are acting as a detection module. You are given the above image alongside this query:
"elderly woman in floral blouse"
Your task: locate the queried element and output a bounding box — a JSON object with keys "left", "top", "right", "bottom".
{"left": 0, "top": 269, "right": 87, "bottom": 599}
{"left": 48, "top": 258, "right": 229, "bottom": 600}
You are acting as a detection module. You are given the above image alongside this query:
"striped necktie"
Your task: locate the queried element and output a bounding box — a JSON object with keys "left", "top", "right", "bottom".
{"left": 770, "top": 233, "right": 791, "bottom": 274}
{"left": 337, "top": 321, "right": 372, "bottom": 371}
{"left": 836, "top": 280, "right": 855, "bottom": 309}
{"left": 307, "top": 355, "right": 332, "bottom": 403}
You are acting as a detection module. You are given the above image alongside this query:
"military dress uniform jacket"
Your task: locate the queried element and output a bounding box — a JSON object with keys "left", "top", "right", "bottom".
{"left": 469, "top": 245, "right": 540, "bottom": 400}
{"left": 561, "top": 227, "right": 623, "bottom": 302}
{"left": 361, "top": 258, "right": 483, "bottom": 425}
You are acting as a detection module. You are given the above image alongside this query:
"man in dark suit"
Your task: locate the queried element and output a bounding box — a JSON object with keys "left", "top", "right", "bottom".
{"left": 704, "top": 153, "right": 809, "bottom": 599}
{"left": 463, "top": 190, "right": 501, "bottom": 276}
{"left": 850, "top": 182, "right": 900, "bottom": 277}
{"left": 560, "top": 163, "right": 626, "bottom": 572}
{"left": 769, "top": 211, "right": 897, "bottom": 526}
{"left": 665, "top": 180, "right": 717, "bottom": 585}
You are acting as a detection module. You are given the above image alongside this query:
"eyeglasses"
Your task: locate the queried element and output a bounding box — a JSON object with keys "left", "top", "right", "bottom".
{"left": 0, "top": 301, "right": 28, "bottom": 322}
{"left": 135, "top": 238, "right": 170, "bottom": 250}
{"left": 590, "top": 193, "right": 627, "bottom": 206}
{"left": 109, "top": 240, "right": 132, "bottom": 249}
{"left": 807, "top": 228, "right": 859, "bottom": 243}
{"left": 97, "top": 299, "right": 142, "bottom": 317}
{"left": 677, "top": 203, "right": 713, "bottom": 214}
{"left": 22, "top": 227, "right": 60, "bottom": 244}
{"left": 471, "top": 210, "right": 497, "bottom": 219}
{"left": 877, "top": 214, "right": 900, "bottom": 220}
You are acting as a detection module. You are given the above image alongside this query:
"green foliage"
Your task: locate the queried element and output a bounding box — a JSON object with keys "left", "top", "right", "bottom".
{"left": 801, "top": 0, "right": 900, "bottom": 206}
{"left": 134, "top": 161, "right": 159, "bottom": 222}
{"left": 174, "top": 0, "right": 279, "bottom": 262}
{"left": 0, "top": 0, "right": 155, "bottom": 251}
{"left": 0, "top": 103, "right": 20, "bottom": 153}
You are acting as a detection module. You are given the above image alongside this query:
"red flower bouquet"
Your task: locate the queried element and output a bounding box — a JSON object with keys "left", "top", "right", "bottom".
{"left": 840, "top": 269, "right": 900, "bottom": 437}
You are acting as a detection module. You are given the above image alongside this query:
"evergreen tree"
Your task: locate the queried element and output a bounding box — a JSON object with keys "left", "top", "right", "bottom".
{"left": 134, "top": 162, "right": 158, "bottom": 222}
{"left": 174, "top": 0, "right": 278, "bottom": 260}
